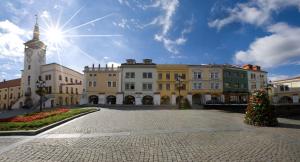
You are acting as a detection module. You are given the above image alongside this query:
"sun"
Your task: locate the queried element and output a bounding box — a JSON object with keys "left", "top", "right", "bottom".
{"left": 45, "top": 26, "right": 64, "bottom": 44}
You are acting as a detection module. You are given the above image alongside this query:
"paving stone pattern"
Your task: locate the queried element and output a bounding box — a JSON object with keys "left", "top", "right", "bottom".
{"left": 0, "top": 108, "right": 299, "bottom": 161}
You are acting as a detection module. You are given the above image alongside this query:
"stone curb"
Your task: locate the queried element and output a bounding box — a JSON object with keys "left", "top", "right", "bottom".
{"left": 0, "top": 108, "right": 99, "bottom": 136}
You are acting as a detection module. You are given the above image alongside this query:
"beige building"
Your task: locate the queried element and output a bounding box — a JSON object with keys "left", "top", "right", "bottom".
{"left": 5, "top": 16, "right": 84, "bottom": 109}
{"left": 272, "top": 76, "right": 300, "bottom": 104}
{"left": 188, "top": 65, "right": 223, "bottom": 105}
{"left": 83, "top": 64, "right": 120, "bottom": 105}
{"left": 0, "top": 79, "right": 22, "bottom": 110}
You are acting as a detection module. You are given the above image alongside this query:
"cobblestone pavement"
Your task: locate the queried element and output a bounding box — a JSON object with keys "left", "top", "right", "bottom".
{"left": 0, "top": 108, "right": 299, "bottom": 161}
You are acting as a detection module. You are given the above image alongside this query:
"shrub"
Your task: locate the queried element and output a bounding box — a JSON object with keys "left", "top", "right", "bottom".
{"left": 244, "top": 89, "right": 278, "bottom": 126}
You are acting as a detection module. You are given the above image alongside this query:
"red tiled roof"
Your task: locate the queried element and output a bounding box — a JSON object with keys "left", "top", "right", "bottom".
{"left": 0, "top": 78, "right": 21, "bottom": 89}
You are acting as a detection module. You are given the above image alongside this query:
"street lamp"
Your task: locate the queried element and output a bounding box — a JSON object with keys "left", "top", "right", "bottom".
{"left": 176, "top": 75, "right": 182, "bottom": 109}
{"left": 36, "top": 79, "right": 46, "bottom": 112}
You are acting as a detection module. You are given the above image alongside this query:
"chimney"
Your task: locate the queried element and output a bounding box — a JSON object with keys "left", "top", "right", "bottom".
{"left": 92, "top": 64, "right": 94, "bottom": 70}
{"left": 112, "top": 64, "right": 114, "bottom": 69}
{"left": 98, "top": 64, "right": 100, "bottom": 69}
{"left": 126, "top": 59, "right": 136, "bottom": 64}
{"left": 106, "top": 64, "right": 108, "bottom": 69}
{"left": 143, "top": 59, "right": 152, "bottom": 64}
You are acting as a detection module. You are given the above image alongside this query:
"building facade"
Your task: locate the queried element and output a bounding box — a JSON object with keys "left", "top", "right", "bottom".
{"left": 0, "top": 79, "right": 22, "bottom": 110}
{"left": 243, "top": 64, "right": 268, "bottom": 93}
{"left": 83, "top": 64, "right": 120, "bottom": 105}
{"left": 272, "top": 76, "right": 300, "bottom": 104}
{"left": 223, "top": 66, "right": 249, "bottom": 104}
{"left": 157, "top": 64, "right": 189, "bottom": 105}
{"left": 188, "top": 65, "right": 223, "bottom": 105}
{"left": 119, "top": 59, "right": 159, "bottom": 105}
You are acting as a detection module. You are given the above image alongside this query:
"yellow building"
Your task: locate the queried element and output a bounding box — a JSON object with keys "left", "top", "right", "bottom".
{"left": 156, "top": 64, "right": 189, "bottom": 105}
{"left": 188, "top": 65, "right": 224, "bottom": 105}
{"left": 0, "top": 79, "right": 22, "bottom": 110}
{"left": 272, "top": 76, "right": 300, "bottom": 104}
{"left": 83, "top": 64, "right": 120, "bottom": 104}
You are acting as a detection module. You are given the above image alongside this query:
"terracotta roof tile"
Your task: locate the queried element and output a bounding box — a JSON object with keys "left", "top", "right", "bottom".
{"left": 0, "top": 78, "right": 21, "bottom": 89}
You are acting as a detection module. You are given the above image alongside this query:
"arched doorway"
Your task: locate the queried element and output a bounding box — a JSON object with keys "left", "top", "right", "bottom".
{"left": 106, "top": 95, "right": 116, "bottom": 104}
{"left": 192, "top": 94, "right": 202, "bottom": 105}
{"left": 278, "top": 96, "right": 293, "bottom": 104}
{"left": 176, "top": 96, "right": 184, "bottom": 104}
{"left": 89, "top": 95, "right": 99, "bottom": 104}
{"left": 124, "top": 95, "right": 135, "bottom": 105}
{"left": 161, "top": 96, "right": 170, "bottom": 105}
{"left": 142, "top": 95, "right": 153, "bottom": 105}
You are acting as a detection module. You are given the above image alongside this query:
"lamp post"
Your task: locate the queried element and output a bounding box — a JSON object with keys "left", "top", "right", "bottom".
{"left": 36, "top": 79, "right": 46, "bottom": 112}
{"left": 176, "top": 75, "right": 182, "bottom": 109}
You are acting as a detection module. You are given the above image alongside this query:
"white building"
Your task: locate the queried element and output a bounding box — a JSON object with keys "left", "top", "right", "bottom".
{"left": 118, "top": 59, "right": 159, "bottom": 105}
{"left": 11, "top": 16, "right": 84, "bottom": 109}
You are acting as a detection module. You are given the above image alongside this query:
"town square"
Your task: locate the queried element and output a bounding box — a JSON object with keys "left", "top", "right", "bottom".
{"left": 0, "top": 0, "right": 299, "bottom": 161}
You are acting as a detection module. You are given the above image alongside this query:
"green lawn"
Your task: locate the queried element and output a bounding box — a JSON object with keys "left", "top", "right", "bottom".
{"left": 0, "top": 108, "right": 96, "bottom": 131}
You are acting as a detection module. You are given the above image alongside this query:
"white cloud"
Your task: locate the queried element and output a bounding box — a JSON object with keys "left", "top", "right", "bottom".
{"left": 0, "top": 20, "right": 30, "bottom": 59}
{"left": 209, "top": 0, "right": 300, "bottom": 30}
{"left": 143, "top": 0, "right": 193, "bottom": 54}
{"left": 268, "top": 74, "right": 291, "bottom": 82}
{"left": 234, "top": 23, "right": 300, "bottom": 68}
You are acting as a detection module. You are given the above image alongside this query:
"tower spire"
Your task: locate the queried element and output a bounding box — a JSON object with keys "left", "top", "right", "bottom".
{"left": 33, "top": 14, "right": 39, "bottom": 40}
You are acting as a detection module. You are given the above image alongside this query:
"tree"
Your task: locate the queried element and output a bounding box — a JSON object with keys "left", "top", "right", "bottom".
{"left": 244, "top": 89, "right": 278, "bottom": 126}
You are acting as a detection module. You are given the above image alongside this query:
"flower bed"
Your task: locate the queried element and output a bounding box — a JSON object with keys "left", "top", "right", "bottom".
{"left": 0, "top": 108, "right": 69, "bottom": 122}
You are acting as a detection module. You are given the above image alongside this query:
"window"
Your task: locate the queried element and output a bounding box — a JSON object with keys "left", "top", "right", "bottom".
{"left": 89, "top": 74, "right": 92, "bottom": 77}
{"left": 28, "top": 76, "right": 30, "bottom": 86}
{"left": 159, "top": 84, "right": 163, "bottom": 90}
{"left": 251, "top": 83, "right": 256, "bottom": 89}
{"left": 251, "top": 73, "right": 256, "bottom": 79}
{"left": 158, "top": 73, "right": 162, "bottom": 80}
{"left": 59, "top": 75, "right": 62, "bottom": 80}
{"left": 9, "top": 93, "right": 12, "bottom": 99}
{"left": 108, "top": 74, "right": 112, "bottom": 77}
{"left": 143, "top": 83, "right": 152, "bottom": 91}
{"left": 181, "top": 84, "right": 186, "bottom": 90}
{"left": 181, "top": 74, "right": 186, "bottom": 79}
{"left": 125, "top": 72, "right": 135, "bottom": 78}
{"left": 125, "top": 83, "right": 135, "bottom": 90}
{"left": 71, "top": 87, "right": 73, "bottom": 94}
{"left": 108, "top": 81, "right": 112, "bottom": 87}
{"left": 143, "top": 72, "right": 152, "bottom": 78}
{"left": 166, "top": 83, "right": 170, "bottom": 90}
{"left": 193, "top": 72, "right": 202, "bottom": 79}
{"left": 93, "top": 81, "right": 96, "bottom": 87}
{"left": 66, "top": 87, "right": 69, "bottom": 94}
{"left": 284, "top": 85, "right": 289, "bottom": 91}
{"left": 113, "top": 81, "right": 117, "bottom": 87}
{"left": 70, "top": 78, "right": 73, "bottom": 83}
{"left": 18, "top": 93, "right": 20, "bottom": 98}
{"left": 28, "top": 65, "right": 31, "bottom": 70}
{"left": 65, "top": 77, "right": 68, "bottom": 82}
{"left": 174, "top": 73, "right": 178, "bottom": 80}
{"left": 211, "top": 72, "right": 219, "bottom": 79}
{"left": 94, "top": 74, "right": 96, "bottom": 76}
{"left": 48, "top": 86, "right": 52, "bottom": 94}
{"left": 89, "top": 81, "right": 92, "bottom": 87}
{"left": 166, "top": 73, "right": 170, "bottom": 80}
{"left": 45, "top": 75, "right": 51, "bottom": 80}
{"left": 59, "top": 86, "right": 62, "bottom": 93}
{"left": 193, "top": 83, "right": 202, "bottom": 90}
{"left": 113, "top": 74, "right": 116, "bottom": 77}
{"left": 4, "top": 94, "right": 7, "bottom": 99}
{"left": 211, "top": 82, "right": 219, "bottom": 89}
{"left": 76, "top": 88, "right": 78, "bottom": 94}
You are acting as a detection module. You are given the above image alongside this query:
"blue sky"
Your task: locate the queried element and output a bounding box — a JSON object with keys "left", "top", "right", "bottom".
{"left": 0, "top": 0, "right": 299, "bottom": 81}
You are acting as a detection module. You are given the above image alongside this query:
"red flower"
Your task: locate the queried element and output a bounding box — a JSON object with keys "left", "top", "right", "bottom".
{"left": 0, "top": 108, "right": 69, "bottom": 122}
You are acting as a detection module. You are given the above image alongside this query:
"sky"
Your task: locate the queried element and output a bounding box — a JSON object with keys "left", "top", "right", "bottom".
{"left": 0, "top": 0, "right": 300, "bottom": 81}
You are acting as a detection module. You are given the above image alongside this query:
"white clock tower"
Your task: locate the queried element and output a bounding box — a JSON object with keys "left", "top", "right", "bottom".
{"left": 22, "top": 15, "right": 47, "bottom": 108}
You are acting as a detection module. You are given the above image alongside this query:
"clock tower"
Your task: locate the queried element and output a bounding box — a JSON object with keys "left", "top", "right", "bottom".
{"left": 22, "top": 15, "right": 47, "bottom": 107}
